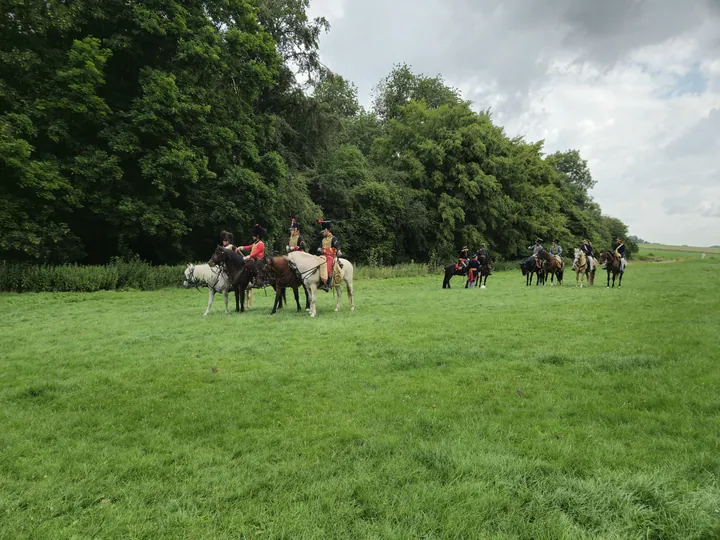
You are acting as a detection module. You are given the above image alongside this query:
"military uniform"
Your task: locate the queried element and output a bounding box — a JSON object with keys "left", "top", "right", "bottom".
{"left": 221, "top": 230, "right": 236, "bottom": 251}
{"left": 467, "top": 256, "right": 480, "bottom": 288}
{"left": 287, "top": 218, "right": 306, "bottom": 252}
{"left": 615, "top": 239, "right": 626, "bottom": 270}
{"left": 317, "top": 219, "right": 341, "bottom": 291}
{"left": 549, "top": 239, "right": 563, "bottom": 266}
{"left": 239, "top": 224, "right": 266, "bottom": 261}
{"left": 581, "top": 240, "right": 594, "bottom": 271}
{"left": 456, "top": 247, "right": 469, "bottom": 270}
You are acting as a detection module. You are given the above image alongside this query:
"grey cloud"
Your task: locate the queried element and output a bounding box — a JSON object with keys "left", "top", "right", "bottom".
{"left": 665, "top": 109, "right": 720, "bottom": 158}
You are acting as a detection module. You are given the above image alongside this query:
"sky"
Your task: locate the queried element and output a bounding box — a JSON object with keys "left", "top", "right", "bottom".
{"left": 307, "top": 0, "right": 720, "bottom": 246}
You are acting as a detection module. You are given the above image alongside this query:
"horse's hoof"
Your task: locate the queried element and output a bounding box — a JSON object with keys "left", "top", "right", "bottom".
{"left": 351, "top": 307, "right": 355, "bottom": 312}
{"left": 481, "top": 285, "right": 486, "bottom": 289}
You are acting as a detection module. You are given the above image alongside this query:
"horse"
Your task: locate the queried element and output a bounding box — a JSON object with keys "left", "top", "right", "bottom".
{"left": 208, "top": 246, "right": 257, "bottom": 313}
{"left": 520, "top": 256, "right": 544, "bottom": 286}
{"left": 598, "top": 250, "right": 624, "bottom": 288}
{"left": 572, "top": 249, "right": 596, "bottom": 287}
{"left": 255, "top": 256, "right": 310, "bottom": 315}
{"left": 477, "top": 253, "right": 492, "bottom": 289}
{"left": 536, "top": 249, "right": 564, "bottom": 285}
{"left": 442, "top": 263, "right": 468, "bottom": 289}
{"left": 286, "top": 251, "right": 355, "bottom": 317}
{"left": 183, "top": 263, "right": 232, "bottom": 316}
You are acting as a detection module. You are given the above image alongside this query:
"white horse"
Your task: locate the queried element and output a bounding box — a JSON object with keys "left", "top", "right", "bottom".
{"left": 286, "top": 251, "right": 355, "bottom": 317}
{"left": 183, "top": 263, "right": 231, "bottom": 316}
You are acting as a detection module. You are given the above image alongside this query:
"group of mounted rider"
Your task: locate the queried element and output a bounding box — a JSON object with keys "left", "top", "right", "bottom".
{"left": 218, "top": 218, "right": 342, "bottom": 293}
{"left": 521, "top": 236, "right": 627, "bottom": 287}
{"left": 206, "top": 217, "right": 355, "bottom": 317}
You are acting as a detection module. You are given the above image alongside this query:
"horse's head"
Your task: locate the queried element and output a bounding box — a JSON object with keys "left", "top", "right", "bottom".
{"left": 183, "top": 263, "right": 196, "bottom": 289}
{"left": 208, "top": 246, "right": 226, "bottom": 268}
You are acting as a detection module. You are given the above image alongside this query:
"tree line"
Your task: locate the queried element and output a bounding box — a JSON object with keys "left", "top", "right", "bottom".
{"left": 0, "top": 0, "right": 637, "bottom": 267}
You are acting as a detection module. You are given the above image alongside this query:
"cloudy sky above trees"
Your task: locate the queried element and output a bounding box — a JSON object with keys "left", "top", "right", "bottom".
{"left": 309, "top": 0, "right": 720, "bottom": 246}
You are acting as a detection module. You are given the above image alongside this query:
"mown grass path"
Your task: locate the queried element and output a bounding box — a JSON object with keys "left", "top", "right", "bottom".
{"left": 1, "top": 260, "right": 719, "bottom": 538}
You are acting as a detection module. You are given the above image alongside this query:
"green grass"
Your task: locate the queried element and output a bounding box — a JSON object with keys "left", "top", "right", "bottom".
{"left": 638, "top": 244, "right": 720, "bottom": 261}
{"left": 1, "top": 260, "right": 719, "bottom": 538}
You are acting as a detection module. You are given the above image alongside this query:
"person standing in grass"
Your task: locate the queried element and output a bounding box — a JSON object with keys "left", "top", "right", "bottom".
{"left": 466, "top": 253, "right": 480, "bottom": 288}
{"left": 287, "top": 218, "right": 306, "bottom": 252}
{"left": 239, "top": 224, "right": 266, "bottom": 261}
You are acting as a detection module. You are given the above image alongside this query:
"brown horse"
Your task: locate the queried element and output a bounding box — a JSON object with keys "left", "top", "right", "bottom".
{"left": 442, "top": 263, "right": 467, "bottom": 289}
{"left": 598, "top": 251, "right": 624, "bottom": 288}
{"left": 208, "top": 246, "right": 257, "bottom": 313}
{"left": 256, "top": 256, "right": 310, "bottom": 315}
{"left": 536, "top": 249, "right": 564, "bottom": 285}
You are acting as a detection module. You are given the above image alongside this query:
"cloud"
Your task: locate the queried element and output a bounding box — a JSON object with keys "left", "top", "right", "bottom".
{"left": 308, "top": 0, "right": 720, "bottom": 245}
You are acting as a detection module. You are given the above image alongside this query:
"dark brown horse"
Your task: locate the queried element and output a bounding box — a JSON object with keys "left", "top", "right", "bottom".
{"left": 598, "top": 250, "right": 624, "bottom": 288}
{"left": 476, "top": 253, "right": 492, "bottom": 288}
{"left": 536, "top": 249, "right": 564, "bottom": 285}
{"left": 208, "top": 246, "right": 257, "bottom": 313}
{"left": 520, "top": 256, "right": 545, "bottom": 286}
{"left": 256, "top": 256, "right": 310, "bottom": 314}
{"left": 442, "top": 263, "right": 467, "bottom": 289}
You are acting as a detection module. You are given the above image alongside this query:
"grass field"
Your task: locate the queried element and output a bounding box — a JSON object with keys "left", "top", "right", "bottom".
{"left": 1, "top": 259, "right": 719, "bottom": 538}
{"left": 638, "top": 243, "right": 720, "bottom": 261}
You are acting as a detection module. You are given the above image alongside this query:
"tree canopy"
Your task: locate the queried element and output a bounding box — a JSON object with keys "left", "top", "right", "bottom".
{"left": 0, "top": 1, "right": 637, "bottom": 265}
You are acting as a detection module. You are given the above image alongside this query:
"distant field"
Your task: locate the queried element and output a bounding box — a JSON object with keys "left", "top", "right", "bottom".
{"left": 637, "top": 244, "right": 719, "bottom": 260}
{"left": 639, "top": 243, "right": 720, "bottom": 254}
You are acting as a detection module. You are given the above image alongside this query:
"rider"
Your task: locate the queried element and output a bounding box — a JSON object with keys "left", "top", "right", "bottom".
{"left": 549, "top": 238, "right": 563, "bottom": 266}
{"left": 476, "top": 243, "right": 492, "bottom": 275}
{"left": 529, "top": 238, "right": 543, "bottom": 255}
{"left": 467, "top": 253, "right": 480, "bottom": 288}
{"left": 456, "top": 246, "right": 470, "bottom": 271}
{"left": 317, "top": 219, "right": 341, "bottom": 292}
{"left": 221, "top": 230, "right": 236, "bottom": 251}
{"left": 239, "top": 224, "right": 266, "bottom": 261}
{"left": 287, "top": 218, "right": 306, "bottom": 252}
{"left": 581, "top": 238, "right": 594, "bottom": 271}
{"left": 614, "top": 237, "right": 626, "bottom": 270}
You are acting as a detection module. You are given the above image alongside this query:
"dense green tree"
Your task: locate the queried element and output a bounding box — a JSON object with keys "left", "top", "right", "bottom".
{"left": 0, "top": 3, "right": 637, "bottom": 267}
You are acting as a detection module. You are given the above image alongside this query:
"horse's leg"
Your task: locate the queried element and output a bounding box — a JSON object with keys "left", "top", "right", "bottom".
{"left": 619, "top": 271, "right": 623, "bottom": 288}
{"left": 309, "top": 282, "right": 317, "bottom": 318}
{"left": 240, "top": 285, "right": 246, "bottom": 312}
{"left": 223, "top": 290, "right": 229, "bottom": 313}
{"left": 607, "top": 270, "right": 611, "bottom": 288}
{"left": 292, "top": 286, "right": 301, "bottom": 312}
{"left": 303, "top": 284, "right": 310, "bottom": 311}
{"left": 204, "top": 289, "right": 214, "bottom": 316}
{"left": 346, "top": 279, "right": 355, "bottom": 312}
{"left": 270, "top": 284, "right": 280, "bottom": 315}
{"left": 234, "top": 286, "right": 240, "bottom": 312}
{"left": 247, "top": 288, "right": 253, "bottom": 308}
{"left": 335, "top": 281, "right": 342, "bottom": 312}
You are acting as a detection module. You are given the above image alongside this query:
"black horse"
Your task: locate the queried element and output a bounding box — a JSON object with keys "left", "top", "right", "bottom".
{"left": 520, "top": 256, "right": 544, "bottom": 286}
{"left": 208, "top": 246, "right": 257, "bottom": 313}
{"left": 442, "top": 262, "right": 468, "bottom": 289}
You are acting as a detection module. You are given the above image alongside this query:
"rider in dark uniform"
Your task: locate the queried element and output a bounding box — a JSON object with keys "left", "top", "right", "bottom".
{"left": 456, "top": 247, "right": 469, "bottom": 271}
{"left": 221, "top": 230, "right": 236, "bottom": 251}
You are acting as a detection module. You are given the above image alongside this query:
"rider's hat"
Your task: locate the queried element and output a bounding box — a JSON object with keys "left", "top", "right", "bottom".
{"left": 617, "top": 237, "right": 623, "bottom": 242}
{"left": 461, "top": 246, "right": 468, "bottom": 251}
{"left": 289, "top": 218, "right": 299, "bottom": 231}
{"left": 480, "top": 243, "right": 486, "bottom": 248}
{"left": 221, "top": 230, "right": 234, "bottom": 244}
{"left": 554, "top": 238, "right": 559, "bottom": 243}
{"left": 536, "top": 238, "right": 542, "bottom": 243}
{"left": 318, "top": 219, "right": 331, "bottom": 231}
{"left": 252, "top": 224, "right": 265, "bottom": 238}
